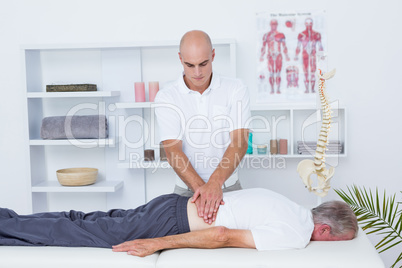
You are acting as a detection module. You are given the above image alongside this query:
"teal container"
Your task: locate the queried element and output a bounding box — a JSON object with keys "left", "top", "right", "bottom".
{"left": 247, "top": 132, "right": 253, "bottom": 154}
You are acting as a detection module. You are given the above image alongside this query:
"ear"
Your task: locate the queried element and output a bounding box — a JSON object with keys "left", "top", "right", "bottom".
{"left": 318, "top": 224, "right": 332, "bottom": 238}
{"left": 319, "top": 224, "right": 331, "bottom": 233}
{"left": 311, "top": 224, "right": 333, "bottom": 241}
{"left": 178, "top": 52, "right": 183, "bottom": 63}
{"left": 211, "top": 48, "right": 215, "bottom": 62}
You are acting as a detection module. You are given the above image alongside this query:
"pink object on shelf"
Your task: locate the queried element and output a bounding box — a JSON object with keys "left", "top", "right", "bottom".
{"left": 135, "top": 82, "right": 146, "bottom": 102}
{"left": 279, "top": 139, "right": 288, "bottom": 155}
{"left": 148, "top": 81, "right": 159, "bottom": 102}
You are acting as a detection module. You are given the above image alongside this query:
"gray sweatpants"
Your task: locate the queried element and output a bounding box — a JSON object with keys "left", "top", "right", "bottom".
{"left": 0, "top": 194, "right": 190, "bottom": 248}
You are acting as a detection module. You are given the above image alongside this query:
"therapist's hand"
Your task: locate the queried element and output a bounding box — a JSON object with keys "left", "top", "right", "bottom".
{"left": 191, "top": 181, "right": 225, "bottom": 224}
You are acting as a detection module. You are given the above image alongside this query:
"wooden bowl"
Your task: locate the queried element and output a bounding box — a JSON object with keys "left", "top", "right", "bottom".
{"left": 56, "top": 168, "right": 98, "bottom": 186}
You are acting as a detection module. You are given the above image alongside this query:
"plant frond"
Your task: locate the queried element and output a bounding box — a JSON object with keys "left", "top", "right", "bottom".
{"left": 335, "top": 185, "right": 402, "bottom": 268}
{"left": 382, "top": 238, "right": 401, "bottom": 251}
{"left": 376, "top": 234, "right": 399, "bottom": 252}
{"left": 390, "top": 251, "right": 402, "bottom": 268}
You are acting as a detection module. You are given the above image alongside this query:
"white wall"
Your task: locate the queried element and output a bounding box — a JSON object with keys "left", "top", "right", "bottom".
{"left": 0, "top": 0, "right": 401, "bottom": 266}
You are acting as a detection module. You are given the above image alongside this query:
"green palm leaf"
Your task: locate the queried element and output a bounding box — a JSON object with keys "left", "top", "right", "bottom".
{"left": 335, "top": 185, "right": 402, "bottom": 268}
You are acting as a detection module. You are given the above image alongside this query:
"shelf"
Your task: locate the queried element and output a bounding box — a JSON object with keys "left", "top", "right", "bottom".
{"left": 245, "top": 154, "right": 295, "bottom": 158}
{"left": 117, "top": 154, "right": 346, "bottom": 170}
{"left": 31, "top": 180, "right": 124, "bottom": 193}
{"left": 115, "top": 102, "right": 153, "bottom": 109}
{"left": 250, "top": 104, "right": 346, "bottom": 111}
{"left": 118, "top": 161, "right": 172, "bottom": 169}
{"left": 27, "top": 91, "right": 120, "bottom": 98}
{"left": 244, "top": 153, "right": 346, "bottom": 159}
{"left": 30, "top": 139, "right": 115, "bottom": 147}
{"left": 251, "top": 103, "right": 316, "bottom": 111}
{"left": 21, "top": 39, "right": 236, "bottom": 50}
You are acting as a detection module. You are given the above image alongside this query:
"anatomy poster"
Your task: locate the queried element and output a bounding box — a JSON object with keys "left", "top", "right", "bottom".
{"left": 256, "top": 10, "right": 327, "bottom": 103}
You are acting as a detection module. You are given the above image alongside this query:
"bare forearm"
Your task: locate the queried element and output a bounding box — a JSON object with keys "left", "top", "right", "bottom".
{"left": 146, "top": 227, "right": 254, "bottom": 252}
{"left": 155, "top": 227, "right": 228, "bottom": 250}
{"left": 209, "top": 129, "right": 249, "bottom": 186}
{"left": 163, "top": 140, "right": 204, "bottom": 191}
{"left": 113, "top": 227, "right": 255, "bottom": 257}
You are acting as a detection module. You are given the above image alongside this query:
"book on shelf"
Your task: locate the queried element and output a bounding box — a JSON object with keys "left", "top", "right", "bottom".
{"left": 297, "top": 140, "right": 343, "bottom": 154}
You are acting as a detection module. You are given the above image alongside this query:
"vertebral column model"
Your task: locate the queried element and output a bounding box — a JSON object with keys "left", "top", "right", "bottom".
{"left": 295, "top": 18, "right": 324, "bottom": 93}
{"left": 260, "top": 19, "right": 290, "bottom": 94}
{"left": 297, "top": 69, "right": 336, "bottom": 197}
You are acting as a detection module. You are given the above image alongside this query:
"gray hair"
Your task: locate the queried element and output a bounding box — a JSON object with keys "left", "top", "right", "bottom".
{"left": 312, "top": 201, "right": 359, "bottom": 237}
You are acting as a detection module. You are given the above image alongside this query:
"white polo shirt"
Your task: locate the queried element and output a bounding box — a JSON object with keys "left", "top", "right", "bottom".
{"left": 154, "top": 73, "right": 251, "bottom": 182}
{"left": 215, "top": 188, "right": 314, "bottom": 250}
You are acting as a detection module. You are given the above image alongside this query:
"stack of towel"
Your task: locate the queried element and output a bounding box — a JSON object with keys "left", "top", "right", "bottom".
{"left": 297, "top": 140, "right": 342, "bottom": 155}
{"left": 41, "top": 115, "right": 108, "bottom": 140}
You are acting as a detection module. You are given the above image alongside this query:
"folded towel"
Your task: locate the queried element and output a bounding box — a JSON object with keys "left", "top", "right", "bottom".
{"left": 41, "top": 115, "right": 108, "bottom": 140}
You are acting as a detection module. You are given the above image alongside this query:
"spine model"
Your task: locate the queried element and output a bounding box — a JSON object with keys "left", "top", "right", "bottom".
{"left": 297, "top": 69, "right": 336, "bottom": 197}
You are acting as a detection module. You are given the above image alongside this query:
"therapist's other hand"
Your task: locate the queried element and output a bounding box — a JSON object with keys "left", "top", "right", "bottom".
{"left": 192, "top": 181, "right": 224, "bottom": 224}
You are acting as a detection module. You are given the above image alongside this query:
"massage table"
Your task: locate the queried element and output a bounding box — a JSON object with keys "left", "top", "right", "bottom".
{"left": 0, "top": 228, "right": 384, "bottom": 268}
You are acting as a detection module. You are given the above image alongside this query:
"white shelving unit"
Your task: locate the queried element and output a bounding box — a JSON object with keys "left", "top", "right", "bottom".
{"left": 29, "top": 139, "right": 115, "bottom": 147}
{"left": 117, "top": 161, "right": 172, "bottom": 169}
{"left": 21, "top": 39, "right": 238, "bottom": 211}
{"left": 21, "top": 39, "right": 346, "bottom": 212}
{"left": 23, "top": 89, "right": 122, "bottom": 212}
{"left": 115, "top": 102, "right": 153, "bottom": 109}
{"left": 114, "top": 104, "right": 347, "bottom": 169}
{"left": 249, "top": 105, "right": 347, "bottom": 158}
{"left": 32, "top": 181, "right": 124, "bottom": 193}
{"left": 22, "top": 44, "right": 129, "bottom": 212}
{"left": 27, "top": 91, "right": 120, "bottom": 98}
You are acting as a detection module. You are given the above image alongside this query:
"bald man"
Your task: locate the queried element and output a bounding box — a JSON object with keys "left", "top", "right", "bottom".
{"left": 154, "top": 30, "right": 251, "bottom": 224}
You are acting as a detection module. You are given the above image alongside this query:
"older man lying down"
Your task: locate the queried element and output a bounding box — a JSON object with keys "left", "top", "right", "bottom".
{"left": 0, "top": 188, "right": 358, "bottom": 257}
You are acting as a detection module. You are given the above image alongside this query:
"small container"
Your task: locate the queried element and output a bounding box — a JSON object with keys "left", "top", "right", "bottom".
{"left": 56, "top": 167, "right": 98, "bottom": 186}
{"left": 279, "top": 139, "right": 288, "bottom": 155}
{"left": 247, "top": 133, "right": 253, "bottom": 154}
{"left": 160, "top": 142, "right": 167, "bottom": 161}
{"left": 270, "top": 139, "right": 278, "bottom": 154}
{"left": 257, "top": 145, "right": 267, "bottom": 154}
{"left": 135, "top": 82, "right": 146, "bottom": 102}
{"left": 148, "top": 81, "right": 159, "bottom": 102}
{"left": 144, "top": 149, "right": 155, "bottom": 161}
